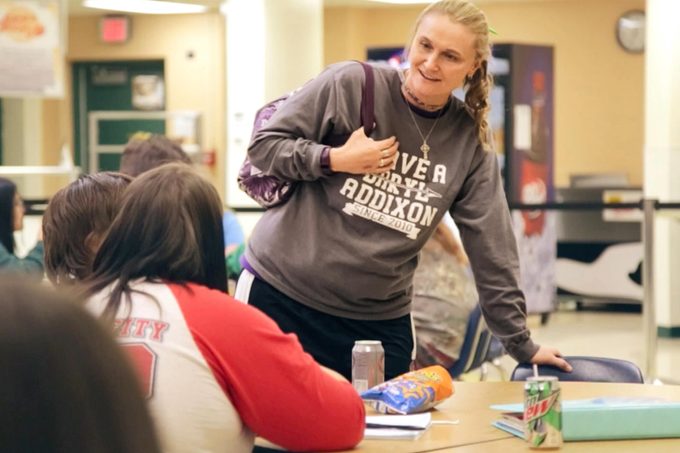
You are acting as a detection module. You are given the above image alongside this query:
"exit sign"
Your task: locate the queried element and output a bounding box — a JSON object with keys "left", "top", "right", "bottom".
{"left": 100, "top": 15, "right": 130, "bottom": 44}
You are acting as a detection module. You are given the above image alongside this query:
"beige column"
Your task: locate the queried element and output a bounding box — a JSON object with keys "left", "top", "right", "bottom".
{"left": 644, "top": 0, "right": 680, "bottom": 377}
{"left": 1, "top": 99, "right": 44, "bottom": 197}
{"left": 223, "top": 0, "right": 323, "bottom": 213}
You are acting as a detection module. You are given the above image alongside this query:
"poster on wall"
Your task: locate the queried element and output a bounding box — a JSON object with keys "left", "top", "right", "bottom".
{"left": 0, "top": 0, "right": 63, "bottom": 97}
{"left": 132, "top": 74, "right": 165, "bottom": 110}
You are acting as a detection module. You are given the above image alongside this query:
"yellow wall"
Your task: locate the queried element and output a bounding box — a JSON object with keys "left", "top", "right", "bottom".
{"left": 324, "top": 0, "right": 645, "bottom": 187}
{"left": 43, "top": 12, "right": 225, "bottom": 194}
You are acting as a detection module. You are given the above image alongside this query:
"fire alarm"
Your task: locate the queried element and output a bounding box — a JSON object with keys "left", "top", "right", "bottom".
{"left": 100, "top": 15, "right": 130, "bottom": 44}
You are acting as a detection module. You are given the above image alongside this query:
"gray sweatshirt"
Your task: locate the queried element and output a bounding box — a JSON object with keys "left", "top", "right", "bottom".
{"left": 246, "top": 61, "right": 538, "bottom": 362}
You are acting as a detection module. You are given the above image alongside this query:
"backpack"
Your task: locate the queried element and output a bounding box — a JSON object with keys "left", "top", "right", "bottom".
{"left": 237, "top": 61, "right": 375, "bottom": 208}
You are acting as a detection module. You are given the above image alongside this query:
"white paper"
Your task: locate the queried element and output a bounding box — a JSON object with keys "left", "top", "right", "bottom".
{"left": 363, "top": 427, "right": 426, "bottom": 440}
{"left": 513, "top": 104, "right": 532, "bottom": 151}
{"left": 366, "top": 412, "right": 432, "bottom": 428}
{"left": 364, "top": 413, "right": 432, "bottom": 440}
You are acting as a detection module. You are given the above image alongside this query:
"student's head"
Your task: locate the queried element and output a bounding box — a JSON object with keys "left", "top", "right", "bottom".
{"left": 119, "top": 133, "right": 192, "bottom": 177}
{"left": 0, "top": 277, "right": 161, "bottom": 453}
{"left": 406, "top": 0, "right": 493, "bottom": 149}
{"left": 0, "top": 177, "right": 24, "bottom": 253}
{"left": 87, "top": 163, "right": 227, "bottom": 317}
{"left": 42, "top": 172, "right": 133, "bottom": 286}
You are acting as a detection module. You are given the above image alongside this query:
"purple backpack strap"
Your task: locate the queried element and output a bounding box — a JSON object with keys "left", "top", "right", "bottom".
{"left": 358, "top": 61, "right": 375, "bottom": 136}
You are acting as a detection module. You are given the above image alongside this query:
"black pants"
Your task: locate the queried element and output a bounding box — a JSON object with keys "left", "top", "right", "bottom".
{"left": 245, "top": 275, "right": 414, "bottom": 381}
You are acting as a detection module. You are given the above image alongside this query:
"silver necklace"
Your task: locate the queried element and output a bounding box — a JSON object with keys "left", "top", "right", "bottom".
{"left": 403, "top": 96, "right": 448, "bottom": 160}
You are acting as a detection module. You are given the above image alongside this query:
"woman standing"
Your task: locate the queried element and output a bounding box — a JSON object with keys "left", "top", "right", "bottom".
{"left": 238, "top": 0, "right": 571, "bottom": 380}
{"left": 0, "top": 177, "right": 43, "bottom": 276}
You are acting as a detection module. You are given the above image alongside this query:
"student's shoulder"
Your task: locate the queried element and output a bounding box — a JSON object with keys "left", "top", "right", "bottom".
{"left": 321, "top": 61, "right": 399, "bottom": 96}
{"left": 169, "top": 282, "right": 243, "bottom": 309}
{"left": 169, "top": 282, "right": 280, "bottom": 328}
{"left": 327, "top": 60, "right": 398, "bottom": 78}
{"left": 447, "top": 96, "right": 478, "bottom": 134}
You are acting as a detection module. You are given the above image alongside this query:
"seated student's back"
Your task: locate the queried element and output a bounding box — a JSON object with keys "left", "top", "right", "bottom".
{"left": 118, "top": 133, "right": 247, "bottom": 284}
{"left": 84, "top": 163, "right": 365, "bottom": 453}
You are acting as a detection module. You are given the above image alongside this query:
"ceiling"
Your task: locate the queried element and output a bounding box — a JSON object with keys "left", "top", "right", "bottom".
{"left": 68, "top": 0, "right": 222, "bottom": 16}
{"left": 68, "top": 0, "right": 562, "bottom": 16}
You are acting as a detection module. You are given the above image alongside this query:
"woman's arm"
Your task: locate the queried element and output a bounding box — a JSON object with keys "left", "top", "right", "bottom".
{"left": 450, "top": 149, "right": 571, "bottom": 371}
{"left": 450, "top": 148, "right": 538, "bottom": 362}
{"left": 248, "top": 61, "right": 397, "bottom": 181}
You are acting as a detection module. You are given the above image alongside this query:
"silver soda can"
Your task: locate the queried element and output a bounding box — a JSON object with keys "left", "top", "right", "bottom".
{"left": 524, "top": 376, "right": 563, "bottom": 449}
{"left": 351, "top": 340, "right": 385, "bottom": 394}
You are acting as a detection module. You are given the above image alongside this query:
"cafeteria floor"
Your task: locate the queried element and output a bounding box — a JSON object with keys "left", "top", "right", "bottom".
{"left": 463, "top": 301, "right": 680, "bottom": 384}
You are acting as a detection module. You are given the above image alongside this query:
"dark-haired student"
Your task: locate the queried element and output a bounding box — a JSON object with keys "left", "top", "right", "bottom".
{"left": 118, "top": 133, "right": 247, "bottom": 285}
{"left": 42, "top": 172, "right": 133, "bottom": 286}
{"left": 84, "top": 163, "right": 365, "bottom": 453}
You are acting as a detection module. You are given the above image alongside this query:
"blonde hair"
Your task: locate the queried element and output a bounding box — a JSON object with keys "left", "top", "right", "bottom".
{"left": 409, "top": 0, "right": 494, "bottom": 150}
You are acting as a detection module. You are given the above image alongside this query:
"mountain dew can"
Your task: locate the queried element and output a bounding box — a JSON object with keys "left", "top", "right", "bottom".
{"left": 524, "top": 376, "right": 563, "bottom": 449}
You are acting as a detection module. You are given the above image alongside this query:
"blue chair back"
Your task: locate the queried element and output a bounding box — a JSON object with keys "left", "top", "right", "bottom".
{"left": 447, "top": 305, "right": 505, "bottom": 378}
{"left": 510, "top": 356, "right": 644, "bottom": 383}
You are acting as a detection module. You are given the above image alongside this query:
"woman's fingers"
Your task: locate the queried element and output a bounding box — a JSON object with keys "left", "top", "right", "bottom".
{"left": 374, "top": 135, "right": 397, "bottom": 150}
{"left": 373, "top": 141, "right": 399, "bottom": 172}
{"left": 336, "top": 129, "right": 401, "bottom": 174}
{"left": 530, "top": 346, "right": 573, "bottom": 372}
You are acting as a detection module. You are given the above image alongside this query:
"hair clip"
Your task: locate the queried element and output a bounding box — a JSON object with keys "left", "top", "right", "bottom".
{"left": 489, "top": 26, "right": 498, "bottom": 36}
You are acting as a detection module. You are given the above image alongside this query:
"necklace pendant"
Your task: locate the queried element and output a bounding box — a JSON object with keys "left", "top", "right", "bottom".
{"left": 420, "top": 142, "right": 430, "bottom": 159}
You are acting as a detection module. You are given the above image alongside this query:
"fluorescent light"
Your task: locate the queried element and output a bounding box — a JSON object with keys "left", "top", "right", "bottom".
{"left": 83, "top": 0, "right": 208, "bottom": 15}
{"left": 366, "top": 1, "right": 434, "bottom": 4}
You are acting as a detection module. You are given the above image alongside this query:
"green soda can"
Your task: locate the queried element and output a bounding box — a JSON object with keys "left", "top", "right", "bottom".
{"left": 524, "top": 376, "right": 563, "bottom": 449}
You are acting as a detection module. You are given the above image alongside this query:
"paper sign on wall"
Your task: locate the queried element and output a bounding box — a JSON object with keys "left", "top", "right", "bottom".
{"left": 0, "top": 0, "right": 63, "bottom": 97}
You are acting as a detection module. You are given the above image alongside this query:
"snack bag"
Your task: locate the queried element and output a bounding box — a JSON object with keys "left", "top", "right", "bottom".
{"left": 360, "top": 365, "right": 454, "bottom": 414}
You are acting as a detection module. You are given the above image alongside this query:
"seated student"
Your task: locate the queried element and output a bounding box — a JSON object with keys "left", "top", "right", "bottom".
{"left": 119, "top": 133, "right": 246, "bottom": 281}
{"left": 412, "top": 219, "right": 478, "bottom": 370}
{"left": 83, "top": 163, "right": 365, "bottom": 453}
{"left": 42, "top": 172, "right": 132, "bottom": 286}
{"left": 0, "top": 276, "right": 161, "bottom": 453}
{"left": 0, "top": 177, "right": 44, "bottom": 276}
{"left": 119, "top": 132, "right": 192, "bottom": 177}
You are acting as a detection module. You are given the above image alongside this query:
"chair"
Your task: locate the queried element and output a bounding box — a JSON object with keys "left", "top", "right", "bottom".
{"left": 510, "top": 356, "right": 644, "bottom": 383}
{"left": 447, "top": 305, "right": 506, "bottom": 380}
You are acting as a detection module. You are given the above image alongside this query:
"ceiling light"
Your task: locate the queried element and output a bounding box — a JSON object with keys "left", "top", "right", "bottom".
{"left": 366, "top": 1, "right": 434, "bottom": 4}
{"left": 83, "top": 0, "right": 208, "bottom": 15}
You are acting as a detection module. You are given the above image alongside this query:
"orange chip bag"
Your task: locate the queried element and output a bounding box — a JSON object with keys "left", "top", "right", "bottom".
{"left": 360, "top": 365, "right": 454, "bottom": 414}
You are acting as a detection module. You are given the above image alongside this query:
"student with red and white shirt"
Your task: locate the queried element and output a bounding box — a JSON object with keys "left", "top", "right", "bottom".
{"left": 84, "top": 163, "right": 365, "bottom": 453}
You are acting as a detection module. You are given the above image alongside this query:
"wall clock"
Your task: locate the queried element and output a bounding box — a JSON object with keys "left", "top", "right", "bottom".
{"left": 616, "top": 10, "right": 645, "bottom": 53}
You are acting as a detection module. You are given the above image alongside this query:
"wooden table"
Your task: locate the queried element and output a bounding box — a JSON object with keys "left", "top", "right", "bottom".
{"left": 338, "top": 381, "right": 680, "bottom": 452}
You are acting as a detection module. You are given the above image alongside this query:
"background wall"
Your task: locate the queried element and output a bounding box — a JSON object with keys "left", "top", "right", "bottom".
{"left": 324, "top": 0, "right": 645, "bottom": 187}
{"left": 41, "top": 12, "right": 225, "bottom": 194}
{"left": 35, "top": 0, "right": 645, "bottom": 199}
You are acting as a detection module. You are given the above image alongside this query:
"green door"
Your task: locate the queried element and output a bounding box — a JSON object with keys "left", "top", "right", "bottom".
{"left": 72, "top": 60, "right": 165, "bottom": 172}
{"left": 0, "top": 99, "right": 3, "bottom": 164}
